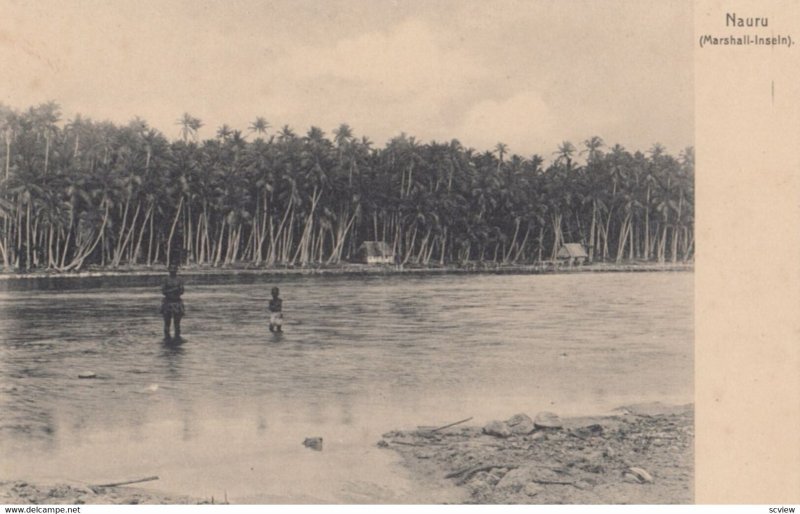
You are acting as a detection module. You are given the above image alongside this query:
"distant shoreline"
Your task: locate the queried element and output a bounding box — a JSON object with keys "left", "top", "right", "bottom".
{"left": 0, "top": 261, "right": 693, "bottom": 280}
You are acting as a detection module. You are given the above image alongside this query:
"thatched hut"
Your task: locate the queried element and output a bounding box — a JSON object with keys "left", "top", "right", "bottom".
{"left": 358, "top": 241, "right": 395, "bottom": 264}
{"left": 556, "top": 243, "right": 588, "bottom": 265}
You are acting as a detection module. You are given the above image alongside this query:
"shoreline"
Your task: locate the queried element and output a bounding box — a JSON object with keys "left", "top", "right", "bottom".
{"left": 0, "top": 480, "right": 211, "bottom": 505}
{"left": 0, "top": 261, "right": 693, "bottom": 281}
{"left": 2, "top": 403, "right": 693, "bottom": 505}
{"left": 377, "top": 402, "right": 693, "bottom": 504}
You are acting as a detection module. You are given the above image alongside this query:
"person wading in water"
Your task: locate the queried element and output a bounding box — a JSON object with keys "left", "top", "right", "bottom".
{"left": 268, "top": 287, "right": 283, "bottom": 333}
{"left": 161, "top": 264, "right": 185, "bottom": 341}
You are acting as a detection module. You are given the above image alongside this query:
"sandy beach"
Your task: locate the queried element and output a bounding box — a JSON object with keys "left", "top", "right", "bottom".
{"left": 0, "top": 480, "right": 206, "bottom": 505}
{"left": 1, "top": 402, "right": 692, "bottom": 505}
{"left": 378, "top": 402, "right": 693, "bottom": 504}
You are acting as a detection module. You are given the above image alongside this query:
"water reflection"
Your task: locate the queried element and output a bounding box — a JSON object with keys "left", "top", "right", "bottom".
{"left": 180, "top": 407, "right": 197, "bottom": 442}
{"left": 160, "top": 339, "right": 185, "bottom": 381}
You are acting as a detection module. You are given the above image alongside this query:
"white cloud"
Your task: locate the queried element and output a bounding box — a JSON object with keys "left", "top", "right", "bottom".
{"left": 279, "top": 20, "right": 487, "bottom": 97}
{"left": 454, "top": 92, "right": 623, "bottom": 157}
{"left": 455, "top": 92, "right": 556, "bottom": 155}
{"left": 0, "top": 1, "right": 692, "bottom": 154}
{"left": 250, "top": 18, "right": 500, "bottom": 144}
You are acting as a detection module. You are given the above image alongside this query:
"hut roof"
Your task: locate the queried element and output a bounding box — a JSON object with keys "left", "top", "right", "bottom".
{"left": 359, "top": 241, "right": 394, "bottom": 257}
{"left": 557, "top": 243, "right": 588, "bottom": 259}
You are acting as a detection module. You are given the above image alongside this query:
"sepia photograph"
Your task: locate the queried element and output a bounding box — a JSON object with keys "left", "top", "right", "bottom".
{"left": 0, "top": 0, "right": 698, "bottom": 506}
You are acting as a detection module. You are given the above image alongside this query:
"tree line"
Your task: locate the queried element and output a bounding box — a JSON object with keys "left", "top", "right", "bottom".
{"left": 0, "top": 102, "right": 693, "bottom": 271}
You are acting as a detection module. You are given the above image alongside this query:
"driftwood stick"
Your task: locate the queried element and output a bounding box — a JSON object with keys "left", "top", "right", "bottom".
{"left": 431, "top": 417, "right": 473, "bottom": 432}
{"left": 446, "top": 463, "right": 520, "bottom": 480}
{"left": 91, "top": 476, "right": 159, "bottom": 488}
{"left": 447, "top": 463, "right": 571, "bottom": 485}
{"left": 455, "top": 464, "right": 522, "bottom": 485}
{"left": 529, "top": 479, "right": 579, "bottom": 487}
{"left": 391, "top": 440, "right": 446, "bottom": 447}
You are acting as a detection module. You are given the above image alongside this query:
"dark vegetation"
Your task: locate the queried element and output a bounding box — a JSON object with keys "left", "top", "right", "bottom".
{"left": 0, "top": 102, "right": 693, "bottom": 272}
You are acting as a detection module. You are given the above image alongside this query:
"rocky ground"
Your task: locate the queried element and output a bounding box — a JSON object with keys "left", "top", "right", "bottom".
{"left": 2, "top": 402, "right": 692, "bottom": 505}
{"left": 0, "top": 480, "right": 217, "bottom": 505}
{"left": 377, "top": 402, "right": 694, "bottom": 504}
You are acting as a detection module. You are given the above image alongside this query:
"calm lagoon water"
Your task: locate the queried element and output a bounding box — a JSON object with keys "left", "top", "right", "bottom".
{"left": 0, "top": 272, "right": 692, "bottom": 502}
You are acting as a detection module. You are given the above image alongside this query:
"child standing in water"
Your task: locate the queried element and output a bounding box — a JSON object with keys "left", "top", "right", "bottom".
{"left": 161, "top": 264, "right": 185, "bottom": 340}
{"left": 269, "top": 287, "right": 283, "bottom": 333}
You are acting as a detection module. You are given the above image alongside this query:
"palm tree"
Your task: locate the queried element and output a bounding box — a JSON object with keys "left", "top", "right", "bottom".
{"left": 528, "top": 154, "right": 544, "bottom": 174}
{"left": 333, "top": 123, "right": 353, "bottom": 147}
{"left": 248, "top": 117, "right": 270, "bottom": 138}
{"left": 0, "top": 104, "right": 18, "bottom": 180}
{"left": 582, "top": 136, "right": 605, "bottom": 164}
{"left": 554, "top": 141, "right": 576, "bottom": 170}
{"left": 648, "top": 142, "right": 666, "bottom": 159}
{"left": 65, "top": 114, "right": 95, "bottom": 162}
{"left": 31, "top": 102, "right": 61, "bottom": 175}
{"left": 176, "top": 113, "right": 203, "bottom": 143}
{"left": 216, "top": 124, "right": 233, "bottom": 141}
{"left": 277, "top": 125, "right": 296, "bottom": 143}
{"left": 493, "top": 142, "right": 508, "bottom": 170}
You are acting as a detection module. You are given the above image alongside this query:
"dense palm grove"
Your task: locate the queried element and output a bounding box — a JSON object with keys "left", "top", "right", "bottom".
{"left": 0, "top": 102, "right": 693, "bottom": 271}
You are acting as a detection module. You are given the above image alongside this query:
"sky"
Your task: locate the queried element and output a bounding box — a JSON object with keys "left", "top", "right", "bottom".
{"left": 0, "top": 0, "right": 693, "bottom": 157}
